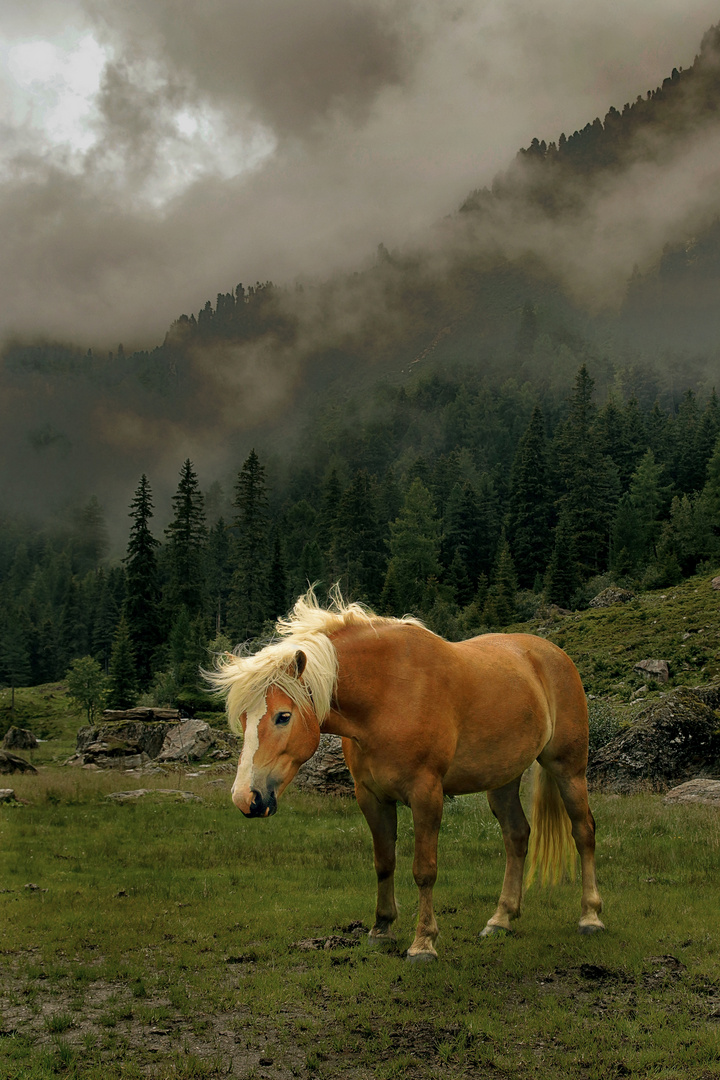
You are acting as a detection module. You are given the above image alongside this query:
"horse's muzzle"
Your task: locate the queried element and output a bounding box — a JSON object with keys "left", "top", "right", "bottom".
{"left": 243, "top": 788, "right": 278, "bottom": 818}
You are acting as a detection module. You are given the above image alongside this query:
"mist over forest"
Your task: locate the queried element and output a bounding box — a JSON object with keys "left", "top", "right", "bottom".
{"left": 1, "top": 14, "right": 720, "bottom": 709}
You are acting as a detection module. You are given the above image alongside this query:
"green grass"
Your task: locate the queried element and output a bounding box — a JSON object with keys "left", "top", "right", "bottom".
{"left": 516, "top": 567, "right": 720, "bottom": 701}
{"left": 2, "top": 769, "right": 720, "bottom": 1079}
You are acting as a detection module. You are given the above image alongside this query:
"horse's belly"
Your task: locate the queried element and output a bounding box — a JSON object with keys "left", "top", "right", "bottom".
{"left": 441, "top": 727, "right": 547, "bottom": 795}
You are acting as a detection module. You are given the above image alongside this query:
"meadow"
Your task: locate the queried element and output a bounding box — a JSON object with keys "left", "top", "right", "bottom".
{"left": 2, "top": 764, "right": 720, "bottom": 1080}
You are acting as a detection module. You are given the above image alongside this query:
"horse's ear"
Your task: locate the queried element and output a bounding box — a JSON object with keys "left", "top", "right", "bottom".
{"left": 294, "top": 650, "right": 307, "bottom": 679}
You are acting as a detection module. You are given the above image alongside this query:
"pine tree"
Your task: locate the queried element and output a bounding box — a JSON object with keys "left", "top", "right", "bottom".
{"left": 267, "top": 530, "right": 288, "bottom": 620}
{"left": 124, "top": 476, "right": 160, "bottom": 689}
{"left": 506, "top": 405, "right": 553, "bottom": 588}
{"left": 331, "top": 470, "right": 386, "bottom": 605}
{"left": 483, "top": 533, "right": 518, "bottom": 627}
{"left": 383, "top": 479, "right": 441, "bottom": 614}
{"left": 205, "top": 518, "right": 233, "bottom": 634}
{"left": 545, "top": 512, "right": 580, "bottom": 608}
{"left": 554, "top": 366, "right": 620, "bottom": 575}
{"left": 165, "top": 459, "right": 207, "bottom": 618}
{"left": 228, "top": 449, "right": 271, "bottom": 642}
{"left": 107, "top": 616, "right": 138, "bottom": 709}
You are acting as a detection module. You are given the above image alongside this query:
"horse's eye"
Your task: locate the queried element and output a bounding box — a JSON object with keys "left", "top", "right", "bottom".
{"left": 274, "top": 711, "right": 292, "bottom": 726}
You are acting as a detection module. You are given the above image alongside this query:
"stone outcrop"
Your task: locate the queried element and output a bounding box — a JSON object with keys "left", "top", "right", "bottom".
{"left": 588, "top": 587, "right": 635, "bottom": 608}
{"left": 156, "top": 719, "right": 215, "bottom": 762}
{"left": 294, "top": 734, "right": 355, "bottom": 795}
{"left": 588, "top": 684, "right": 720, "bottom": 793}
{"left": 2, "top": 727, "right": 38, "bottom": 751}
{"left": 0, "top": 789, "right": 16, "bottom": 802}
{"left": 634, "top": 659, "right": 670, "bottom": 683}
{"left": 0, "top": 751, "right": 37, "bottom": 774}
{"left": 664, "top": 778, "right": 720, "bottom": 805}
{"left": 68, "top": 718, "right": 239, "bottom": 769}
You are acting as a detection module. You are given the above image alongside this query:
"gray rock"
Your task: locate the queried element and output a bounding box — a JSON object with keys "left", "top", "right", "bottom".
{"left": 156, "top": 719, "right": 214, "bottom": 762}
{"left": 2, "top": 727, "right": 38, "bottom": 751}
{"left": 664, "top": 778, "right": 720, "bottom": 805}
{"left": 711, "top": 576, "right": 720, "bottom": 591}
{"left": 588, "top": 684, "right": 720, "bottom": 793}
{"left": 0, "top": 751, "right": 37, "bottom": 775}
{"left": 0, "top": 789, "right": 16, "bottom": 802}
{"left": 588, "top": 587, "right": 635, "bottom": 608}
{"left": 634, "top": 659, "right": 669, "bottom": 683}
{"left": 294, "top": 734, "right": 354, "bottom": 795}
{"left": 106, "top": 789, "right": 203, "bottom": 802}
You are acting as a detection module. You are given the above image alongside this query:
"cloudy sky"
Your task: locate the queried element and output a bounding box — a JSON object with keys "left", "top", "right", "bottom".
{"left": 0, "top": 0, "right": 718, "bottom": 349}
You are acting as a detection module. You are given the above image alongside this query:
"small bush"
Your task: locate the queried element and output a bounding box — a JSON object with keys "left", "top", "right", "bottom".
{"left": 588, "top": 700, "right": 622, "bottom": 756}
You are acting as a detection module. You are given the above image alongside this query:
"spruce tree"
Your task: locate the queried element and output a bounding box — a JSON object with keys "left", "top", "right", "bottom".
{"left": 483, "top": 533, "right": 518, "bottom": 628}
{"left": 383, "top": 479, "right": 441, "bottom": 614}
{"left": 228, "top": 449, "right": 271, "bottom": 642}
{"left": 506, "top": 405, "right": 553, "bottom": 588}
{"left": 107, "top": 616, "right": 138, "bottom": 708}
{"left": 124, "top": 475, "right": 160, "bottom": 689}
{"left": 165, "top": 459, "right": 207, "bottom": 618}
{"left": 545, "top": 512, "right": 580, "bottom": 608}
{"left": 331, "top": 470, "right": 386, "bottom": 605}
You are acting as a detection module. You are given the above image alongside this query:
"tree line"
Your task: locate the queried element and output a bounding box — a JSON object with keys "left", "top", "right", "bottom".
{"left": 0, "top": 362, "right": 718, "bottom": 717}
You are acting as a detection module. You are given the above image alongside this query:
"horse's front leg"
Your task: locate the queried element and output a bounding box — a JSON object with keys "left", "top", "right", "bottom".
{"left": 355, "top": 783, "right": 398, "bottom": 943}
{"left": 407, "top": 780, "right": 444, "bottom": 962}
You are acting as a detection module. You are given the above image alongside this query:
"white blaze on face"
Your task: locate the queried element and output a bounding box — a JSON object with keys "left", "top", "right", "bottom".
{"left": 232, "top": 696, "right": 266, "bottom": 803}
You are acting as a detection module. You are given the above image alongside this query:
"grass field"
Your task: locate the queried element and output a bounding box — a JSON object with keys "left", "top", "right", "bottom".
{"left": 2, "top": 766, "right": 720, "bottom": 1080}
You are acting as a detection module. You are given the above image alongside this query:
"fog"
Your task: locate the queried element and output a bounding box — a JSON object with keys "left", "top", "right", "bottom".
{"left": 0, "top": 0, "right": 718, "bottom": 346}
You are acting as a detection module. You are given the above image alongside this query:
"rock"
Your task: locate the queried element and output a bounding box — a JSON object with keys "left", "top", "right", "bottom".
{"left": 711, "top": 576, "right": 720, "bottom": 591}
{"left": 156, "top": 719, "right": 214, "bottom": 762}
{"left": 0, "top": 789, "right": 16, "bottom": 802}
{"left": 0, "top": 751, "right": 38, "bottom": 775}
{"left": 69, "top": 718, "right": 238, "bottom": 769}
{"left": 588, "top": 684, "right": 720, "bottom": 793}
{"left": 634, "top": 659, "right": 669, "bottom": 683}
{"left": 588, "top": 587, "right": 635, "bottom": 608}
{"left": 101, "top": 707, "right": 181, "bottom": 721}
{"left": 106, "top": 789, "right": 203, "bottom": 802}
{"left": 2, "top": 727, "right": 38, "bottom": 751}
{"left": 664, "top": 778, "right": 720, "bottom": 805}
{"left": 294, "top": 733, "right": 355, "bottom": 796}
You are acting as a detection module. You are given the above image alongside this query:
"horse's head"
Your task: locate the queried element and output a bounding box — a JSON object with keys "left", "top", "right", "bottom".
{"left": 231, "top": 653, "right": 321, "bottom": 817}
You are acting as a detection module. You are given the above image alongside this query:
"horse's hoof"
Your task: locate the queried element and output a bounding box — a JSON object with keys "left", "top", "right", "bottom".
{"left": 480, "top": 924, "right": 511, "bottom": 938}
{"left": 405, "top": 950, "right": 437, "bottom": 964}
{"left": 367, "top": 933, "right": 395, "bottom": 949}
{"left": 578, "top": 921, "right": 606, "bottom": 935}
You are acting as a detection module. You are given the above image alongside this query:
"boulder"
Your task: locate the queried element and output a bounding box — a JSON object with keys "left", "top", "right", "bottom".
{"left": 588, "top": 587, "right": 635, "bottom": 608}
{"left": 156, "top": 719, "right": 214, "bottom": 762}
{"left": 0, "top": 789, "right": 16, "bottom": 802}
{"left": 2, "top": 727, "right": 38, "bottom": 751}
{"left": 0, "top": 751, "right": 37, "bottom": 775}
{"left": 294, "top": 734, "right": 354, "bottom": 796}
{"left": 664, "top": 778, "right": 720, "bottom": 806}
{"left": 69, "top": 719, "right": 239, "bottom": 769}
{"left": 588, "top": 684, "right": 720, "bottom": 793}
{"left": 711, "top": 576, "right": 720, "bottom": 591}
{"left": 633, "top": 659, "right": 669, "bottom": 683}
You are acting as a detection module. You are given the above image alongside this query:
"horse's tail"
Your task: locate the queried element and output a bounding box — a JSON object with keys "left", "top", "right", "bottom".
{"left": 525, "top": 763, "right": 576, "bottom": 887}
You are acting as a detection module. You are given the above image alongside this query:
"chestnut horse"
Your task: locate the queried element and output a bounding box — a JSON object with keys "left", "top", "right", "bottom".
{"left": 207, "top": 588, "right": 604, "bottom": 961}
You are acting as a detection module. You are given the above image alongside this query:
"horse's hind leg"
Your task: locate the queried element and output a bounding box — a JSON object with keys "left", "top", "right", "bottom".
{"left": 549, "top": 769, "right": 605, "bottom": 933}
{"left": 355, "top": 783, "right": 398, "bottom": 943}
{"left": 482, "top": 778, "right": 530, "bottom": 936}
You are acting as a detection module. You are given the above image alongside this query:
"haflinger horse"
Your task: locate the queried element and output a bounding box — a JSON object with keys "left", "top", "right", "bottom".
{"left": 206, "top": 587, "right": 604, "bottom": 961}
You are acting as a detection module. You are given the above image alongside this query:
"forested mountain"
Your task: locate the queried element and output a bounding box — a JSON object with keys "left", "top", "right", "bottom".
{"left": 1, "top": 25, "right": 720, "bottom": 712}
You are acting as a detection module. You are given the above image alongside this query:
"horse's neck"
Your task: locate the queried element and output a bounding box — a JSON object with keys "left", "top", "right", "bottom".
{"left": 320, "top": 620, "right": 430, "bottom": 739}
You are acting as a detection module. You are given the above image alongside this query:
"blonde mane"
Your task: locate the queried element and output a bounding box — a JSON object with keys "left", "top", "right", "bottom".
{"left": 206, "top": 585, "right": 423, "bottom": 734}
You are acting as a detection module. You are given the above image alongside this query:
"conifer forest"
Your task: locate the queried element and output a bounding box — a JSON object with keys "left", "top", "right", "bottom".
{"left": 2, "top": 22, "right": 720, "bottom": 716}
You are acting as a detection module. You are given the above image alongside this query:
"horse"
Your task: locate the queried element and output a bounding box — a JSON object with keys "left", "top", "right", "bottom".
{"left": 206, "top": 587, "right": 604, "bottom": 961}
